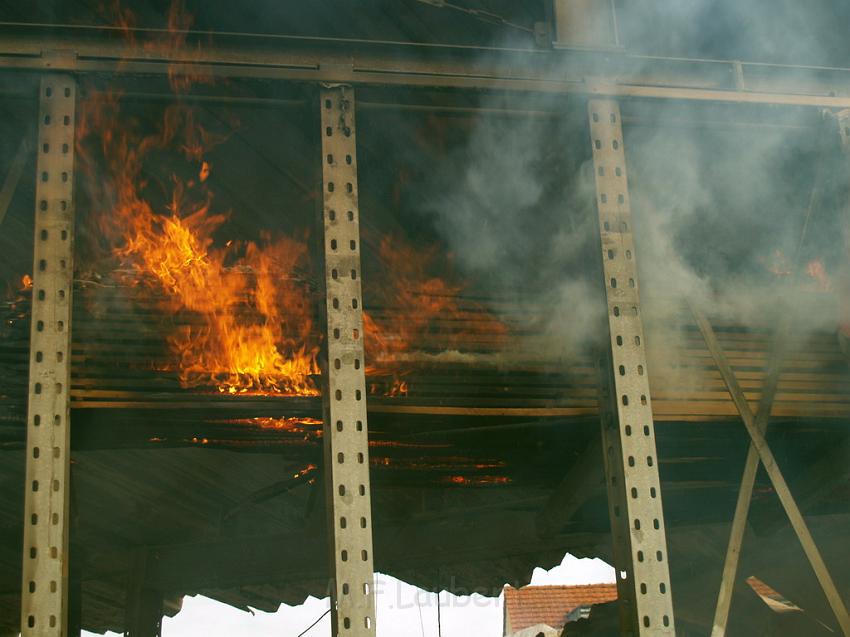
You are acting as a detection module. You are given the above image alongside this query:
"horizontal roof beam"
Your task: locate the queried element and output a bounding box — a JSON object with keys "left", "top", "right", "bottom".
{"left": 1, "top": 26, "right": 850, "bottom": 107}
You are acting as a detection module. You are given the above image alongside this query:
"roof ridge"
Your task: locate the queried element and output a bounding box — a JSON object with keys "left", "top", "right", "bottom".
{"left": 504, "top": 582, "right": 617, "bottom": 591}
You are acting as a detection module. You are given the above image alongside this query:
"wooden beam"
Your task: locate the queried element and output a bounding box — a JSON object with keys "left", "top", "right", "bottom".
{"left": 536, "top": 435, "right": 603, "bottom": 537}
{"left": 0, "top": 136, "right": 28, "bottom": 226}
{"left": 692, "top": 307, "right": 850, "bottom": 637}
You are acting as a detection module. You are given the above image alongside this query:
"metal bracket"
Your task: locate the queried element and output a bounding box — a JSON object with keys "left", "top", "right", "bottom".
{"left": 588, "top": 99, "right": 675, "bottom": 636}
{"left": 21, "top": 74, "right": 77, "bottom": 637}
{"left": 319, "top": 86, "right": 376, "bottom": 637}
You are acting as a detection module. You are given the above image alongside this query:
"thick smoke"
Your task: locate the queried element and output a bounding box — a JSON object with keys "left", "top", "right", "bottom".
{"left": 413, "top": 2, "right": 850, "bottom": 370}
{"left": 419, "top": 102, "right": 605, "bottom": 363}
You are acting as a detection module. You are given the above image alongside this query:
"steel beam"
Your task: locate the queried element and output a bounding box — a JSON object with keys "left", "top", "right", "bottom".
{"left": 319, "top": 85, "right": 376, "bottom": 637}
{"left": 589, "top": 99, "right": 675, "bottom": 636}
{"left": 692, "top": 307, "right": 850, "bottom": 637}
{"left": 2, "top": 28, "right": 850, "bottom": 108}
{"left": 124, "top": 551, "right": 163, "bottom": 637}
{"left": 21, "top": 75, "right": 76, "bottom": 637}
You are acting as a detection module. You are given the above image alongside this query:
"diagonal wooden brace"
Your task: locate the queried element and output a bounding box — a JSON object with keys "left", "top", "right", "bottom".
{"left": 691, "top": 306, "right": 850, "bottom": 637}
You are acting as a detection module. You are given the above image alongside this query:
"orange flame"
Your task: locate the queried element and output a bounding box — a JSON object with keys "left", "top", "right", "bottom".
{"left": 72, "top": 1, "right": 505, "bottom": 397}
{"left": 76, "top": 3, "right": 318, "bottom": 396}
{"left": 363, "top": 234, "right": 507, "bottom": 388}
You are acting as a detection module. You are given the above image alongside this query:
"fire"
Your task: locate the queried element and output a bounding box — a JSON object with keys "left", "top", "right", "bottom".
{"left": 363, "top": 234, "right": 507, "bottom": 387}
{"left": 445, "top": 475, "right": 511, "bottom": 486}
{"left": 76, "top": 2, "right": 319, "bottom": 396}
{"left": 385, "top": 379, "right": 409, "bottom": 398}
{"left": 71, "top": 1, "right": 505, "bottom": 398}
{"left": 805, "top": 259, "right": 831, "bottom": 291}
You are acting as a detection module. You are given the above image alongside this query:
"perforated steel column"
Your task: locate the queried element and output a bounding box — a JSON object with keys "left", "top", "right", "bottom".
{"left": 21, "top": 75, "right": 76, "bottom": 636}
{"left": 319, "top": 86, "right": 376, "bottom": 637}
{"left": 589, "top": 99, "right": 675, "bottom": 636}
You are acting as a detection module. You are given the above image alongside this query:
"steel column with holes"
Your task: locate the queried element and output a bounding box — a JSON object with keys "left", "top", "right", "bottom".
{"left": 319, "top": 86, "right": 376, "bottom": 637}
{"left": 21, "top": 75, "right": 77, "bottom": 636}
{"left": 589, "top": 99, "right": 675, "bottom": 636}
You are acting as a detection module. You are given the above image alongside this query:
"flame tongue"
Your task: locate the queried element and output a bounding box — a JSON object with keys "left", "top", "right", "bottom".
{"left": 118, "top": 203, "right": 319, "bottom": 396}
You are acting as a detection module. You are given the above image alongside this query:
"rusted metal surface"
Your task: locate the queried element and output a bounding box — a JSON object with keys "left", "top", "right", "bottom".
{"left": 320, "top": 86, "right": 376, "bottom": 637}
{"left": 589, "top": 99, "right": 675, "bottom": 636}
{"left": 21, "top": 75, "right": 76, "bottom": 637}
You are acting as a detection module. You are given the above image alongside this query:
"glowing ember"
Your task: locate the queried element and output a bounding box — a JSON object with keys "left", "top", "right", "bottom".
{"left": 242, "top": 417, "right": 323, "bottom": 432}
{"left": 445, "top": 475, "right": 511, "bottom": 486}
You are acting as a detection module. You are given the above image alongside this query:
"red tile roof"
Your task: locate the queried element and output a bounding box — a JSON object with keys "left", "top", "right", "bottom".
{"left": 504, "top": 584, "right": 618, "bottom": 633}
